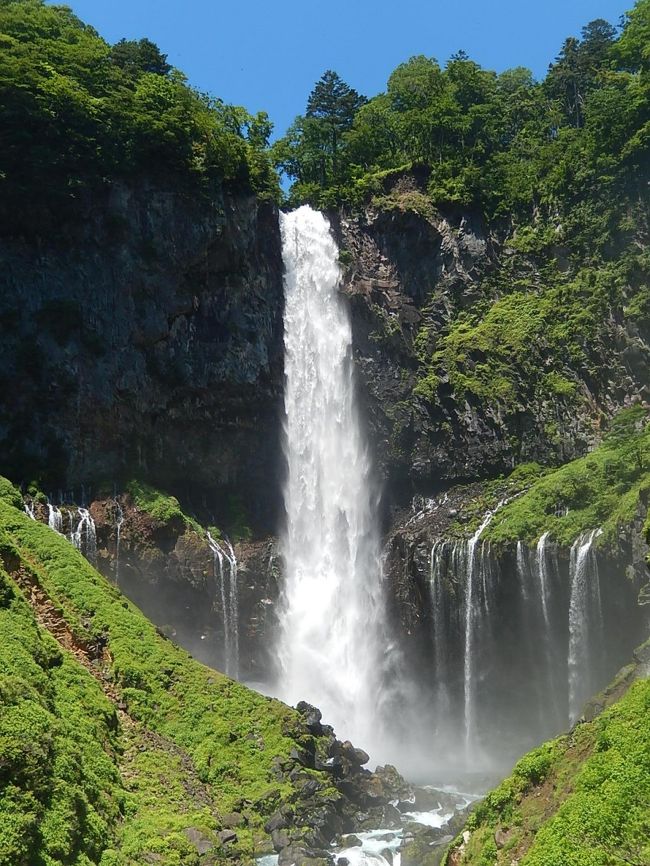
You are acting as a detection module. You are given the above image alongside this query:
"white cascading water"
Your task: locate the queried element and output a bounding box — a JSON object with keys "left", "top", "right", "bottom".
{"left": 71, "top": 507, "right": 97, "bottom": 563}
{"left": 207, "top": 532, "right": 239, "bottom": 679}
{"left": 516, "top": 540, "right": 529, "bottom": 601}
{"left": 47, "top": 503, "right": 63, "bottom": 534}
{"left": 463, "top": 509, "right": 498, "bottom": 760}
{"left": 278, "top": 205, "right": 386, "bottom": 753}
{"left": 568, "top": 528, "right": 603, "bottom": 723}
{"left": 535, "top": 531, "right": 552, "bottom": 628}
{"left": 114, "top": 500, "right": 124, "bottom": 583}
{"left": 429, "top": 540, "right": 451, "bottom": 716}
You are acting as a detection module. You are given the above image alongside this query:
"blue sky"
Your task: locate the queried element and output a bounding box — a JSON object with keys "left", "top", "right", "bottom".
{"left": 52, "top": 0, "right": 632, "bottom": 138}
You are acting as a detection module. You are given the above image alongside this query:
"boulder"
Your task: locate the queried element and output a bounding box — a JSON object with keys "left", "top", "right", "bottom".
{"left": 279, "top": 844, "right": 333, "bottom": 866}
{"left": 218, "top": 829, "right": 237, "bottom": 845}
{"left": 271, "top": 829, "right": 291, "bottom": 851}
{"left": 222, "top": 811, "right": 246, "bottom": 828}
{"left": 184, "top": 828, "right": 213, "bottom": 855}
{"left": 296, "top": 701, "right": 324, "bottom": 734}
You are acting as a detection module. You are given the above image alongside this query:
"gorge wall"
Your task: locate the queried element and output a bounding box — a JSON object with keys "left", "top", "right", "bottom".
{"left": 334, "top": 171, "right": 650, "bottom": 502}
{"left": 0, "top": 181, "right": 285, "bottom": 531}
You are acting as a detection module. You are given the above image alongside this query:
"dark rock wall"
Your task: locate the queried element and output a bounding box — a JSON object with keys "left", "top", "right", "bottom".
{"left": 1, "top": 181, "right": 285, "bottom": 530}
{"left": 380, "top": 493, "right": 649, "bottom": 769}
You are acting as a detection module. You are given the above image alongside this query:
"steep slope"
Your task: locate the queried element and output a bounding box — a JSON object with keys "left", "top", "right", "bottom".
{"left": 443, "top": 641, "right": 650, "bottom": 866}
{"left": 0, "top": 479, "right": 408, "bottom": 866}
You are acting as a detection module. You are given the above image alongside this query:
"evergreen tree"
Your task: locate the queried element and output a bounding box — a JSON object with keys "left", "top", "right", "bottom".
{"left": 305, "top": 70, "right": 366, "bottom": 181}
{"left": 109, "top": 37, "right": 171, "bottom": 76}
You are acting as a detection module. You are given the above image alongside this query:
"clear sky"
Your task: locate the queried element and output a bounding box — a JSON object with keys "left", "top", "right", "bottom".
{"left": 50, "top": 0, "right": 632, "bottom": 138}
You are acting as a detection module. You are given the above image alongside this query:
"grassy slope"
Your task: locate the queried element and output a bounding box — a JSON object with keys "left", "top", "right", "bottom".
{"left": 484, "top": 406, "right": 650, "bottom": 547}
{"left": 427, "top": 406, "right": 650, "bottom": 547}
{"left": 446, "top": 648, "right": 650, "bottom": 866}
{"left": 0, "top": 482, "right": 336, "bottom": 865}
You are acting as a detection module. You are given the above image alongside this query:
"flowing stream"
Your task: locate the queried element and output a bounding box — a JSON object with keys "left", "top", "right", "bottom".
{"left": 278, "top": 205, "right": 388, "bottom": 754}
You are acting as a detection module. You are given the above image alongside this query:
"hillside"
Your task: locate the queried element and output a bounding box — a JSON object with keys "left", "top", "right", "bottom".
{"left": 0, "top": 479, "right": 406, "bottom": 866}
{"left": 444, "top": 641, "right": 650, "bottom": 866}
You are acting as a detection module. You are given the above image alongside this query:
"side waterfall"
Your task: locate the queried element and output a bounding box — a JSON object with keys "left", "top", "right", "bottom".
{"left": 463, "top": 509, "right": 499, "bottom": 759}
{"left": 279, "top": 206, "right": 388, "bottom": 753}
{"left": 427, "top": 520, "right": 619, "bottom": 767}
{"left": 568, "top": 528, "right": 603, "bottom": 723}
{"left": 207, "top": 532, "right": 239, "bottom": 679}
{"left": 114, "top": 500, "right": 124, "bottom": 583}
{"left": 71, "top": 507, "right": 97, "bottom": 564}
{"left": 47, "top": 504, "right": 64, "bottom": 534}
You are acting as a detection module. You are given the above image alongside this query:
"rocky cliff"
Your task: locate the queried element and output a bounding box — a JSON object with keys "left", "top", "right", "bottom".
{"left": 334, "top": 171, "right": 650, "bottom": 504}
{"left": 0, "top": 180, "right": 285, "bottom": 531}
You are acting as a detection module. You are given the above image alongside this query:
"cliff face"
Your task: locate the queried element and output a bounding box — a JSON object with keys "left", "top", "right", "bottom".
{"left": 4, "top": 167, "right": 649, "bottom": 754}
{"left": 334, "top": 173, "right": 650, "bottom": 503}
{"left": 0, "top": 181, "right": 285, "bottom": 530}
{"left": 5, "top": 170, "right": 648, "bottom": 528}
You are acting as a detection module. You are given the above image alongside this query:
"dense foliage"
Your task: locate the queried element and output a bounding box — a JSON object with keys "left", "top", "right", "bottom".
{"left": 275, "top": 4, "right": 649, "bottom": 221}
{"left": 304, "top": 2, "right": 649, "bottom": 461}
{"left": 0, "top": 0, "right": 279, "bottom": 234}
{"left": 483, "top": 406, "right": 650, "bottom": 546}
{"left": 449, "top": 653, "right": 650, "bottom": 865}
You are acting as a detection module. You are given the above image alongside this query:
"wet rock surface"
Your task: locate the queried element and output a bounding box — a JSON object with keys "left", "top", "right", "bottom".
{"left": 264, "top": 702, "right": 418, "bottom": 865}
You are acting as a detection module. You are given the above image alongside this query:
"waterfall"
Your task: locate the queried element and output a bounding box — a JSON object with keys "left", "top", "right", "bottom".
{"left": 47, "top": 504, "right": 63, "bottom": 534}
{"left": 114, "top": 500, "right": 124, "bottom": 583}
{"left": 516, "top": 540, "right": 529, "bottom": 600}
{"left": 568, "top": 528, "right": 603, "bottom": 724}
{"left": 207, "top": 532, "right": 239, "bottom": 679}
{"left": 278, "top": 205, "right": 387, "bottom": 752}
{"left": 463, "top": 510, "right": 498, "bottom": 760}
{"left": 430, "top": 541, "right": 451, "bottom": 716}
{"left": 535, "top": 531, "right": 552, "bottom": 628}
{"left": 71, "top": 507, "right": 97, "bottom": 564}
{"left": 23, "top": 498, "right": 36, "bottom": 520}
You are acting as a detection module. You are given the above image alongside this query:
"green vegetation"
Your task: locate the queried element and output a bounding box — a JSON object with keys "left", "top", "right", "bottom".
{"left": 449, "top": 654, "right": 650, "bottom": 866}
{"left": 484, "top": 406, "right": 650, "bottom": 546}
{"left": 125, "top": 480, "right": 203, "bottom": 534}
{"left": 274, "top": 3, "right": 649, "bottom": 433}
{"left": 275, "top": 6, "right": 648, "bottom": 222}
{"left": 0, "top": 478, "right": 335, "bottom": 864}
{"left": 0, "top": 0, "right": 279, "bottom": 235}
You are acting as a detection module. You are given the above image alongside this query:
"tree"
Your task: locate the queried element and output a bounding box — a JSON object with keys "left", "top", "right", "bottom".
{"left": 545, "top": 19, "right": 616, "bottom": 128}
{"left": 615, "top": 0, "right": 650, "bottom": 72}
{"left": 109, "top": 38, "right": 171, "bottom": 76}
{"left": 305, "top": 70, "right": 366, "bottom": 178}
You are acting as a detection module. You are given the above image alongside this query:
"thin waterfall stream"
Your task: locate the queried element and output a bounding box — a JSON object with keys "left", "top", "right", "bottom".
{"left": 568, "top": 528, "right": 604, "bottom": 723}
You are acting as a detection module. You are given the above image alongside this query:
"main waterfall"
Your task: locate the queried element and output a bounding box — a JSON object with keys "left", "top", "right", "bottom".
{"left": 278, "top": 206, "right": 388, "bottom": 753}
